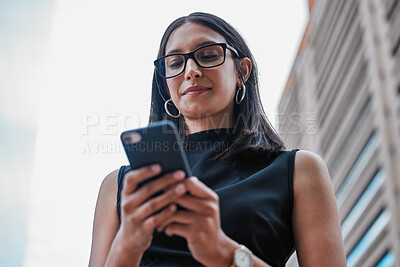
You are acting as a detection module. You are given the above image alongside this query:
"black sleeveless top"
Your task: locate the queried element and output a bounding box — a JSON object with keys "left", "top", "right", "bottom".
{"left": 117, "top": 129, "right": 297, "bottom": 267}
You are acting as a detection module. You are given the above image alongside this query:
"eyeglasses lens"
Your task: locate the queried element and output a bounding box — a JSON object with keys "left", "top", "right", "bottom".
{"left": 158, "top": 44, "right": 225, "bottom": 78}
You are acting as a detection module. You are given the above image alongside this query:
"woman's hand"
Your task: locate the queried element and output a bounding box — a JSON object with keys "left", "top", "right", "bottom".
{"left": 111, "top": 164, "right": 188, "bottom": 264}
{"left": 157, "top": 177, "right": 237, "bottom": 267}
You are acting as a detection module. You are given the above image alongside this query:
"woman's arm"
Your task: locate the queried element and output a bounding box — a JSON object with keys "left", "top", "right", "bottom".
{"left": 89, "top": 169, "right": 120, "bottom": 267}
{"left": 89, "top": 165, "right": 188, "bottom": 267}
{"left": 292, "top": 150, "right": 346, "bottom": 266}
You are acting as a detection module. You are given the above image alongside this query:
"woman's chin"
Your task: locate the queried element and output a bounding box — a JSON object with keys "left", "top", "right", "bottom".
{"left": 181, "top": 107, "right": 217, "bottom": 119}
{"left": 181, "top": 102, "right": 210, "bottom": 115}
{"left": 180, "top": 101, "right": 232, "bottom": 120}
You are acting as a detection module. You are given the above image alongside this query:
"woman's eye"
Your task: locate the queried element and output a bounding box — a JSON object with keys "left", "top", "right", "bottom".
{"left": 200, "top": 54, "right": 219, "bottom": 61}
{"left": 197, "top": 49, "right": 222, "bottom": 63}
{"left": 167, "top": 58, "right": 184, "bottom": 69}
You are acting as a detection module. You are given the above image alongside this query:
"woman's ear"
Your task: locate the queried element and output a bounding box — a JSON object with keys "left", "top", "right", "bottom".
{"left": 238, "top": 57, "right": 252, "bottom": 83}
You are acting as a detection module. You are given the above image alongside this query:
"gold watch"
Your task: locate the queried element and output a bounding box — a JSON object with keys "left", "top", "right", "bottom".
{"left": 231, "top": 245, "right": 254, "bottom": 267}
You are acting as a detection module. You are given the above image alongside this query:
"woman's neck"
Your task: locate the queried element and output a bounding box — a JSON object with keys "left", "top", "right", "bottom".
{"left": 184, "top": 112, "right": 233, "bottom": 134}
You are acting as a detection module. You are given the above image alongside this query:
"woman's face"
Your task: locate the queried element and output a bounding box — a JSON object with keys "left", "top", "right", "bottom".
{"left": 164, "top": 22, "right": 239, "bottom": 122}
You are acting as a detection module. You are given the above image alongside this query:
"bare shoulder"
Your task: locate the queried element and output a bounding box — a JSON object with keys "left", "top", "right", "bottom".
{"left": 293, "top": 150, "right": 332, "bottom": 194}
{"left": 93, "top": 168, "right": 120, "bottom": 229}
{"left": 294, "top": 150, "right": 328, "bottom": 177}
{"left": 99, "top": 168, "right": 119, "bottom": 196}
{"left": 95, "top": 168, "right": 120, "bottom": 217}
{"left": 292, "top": 150, "right": 346, "bottom": 266}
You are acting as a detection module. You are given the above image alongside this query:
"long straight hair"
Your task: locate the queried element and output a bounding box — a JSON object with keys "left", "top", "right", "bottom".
{"left": 149, "top": 12, "right": 285, "bottom": 165}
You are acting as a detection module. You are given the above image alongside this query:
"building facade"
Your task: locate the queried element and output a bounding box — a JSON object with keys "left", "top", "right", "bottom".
{"left": 278, "top": 0, "right": 400, "bottom": 266}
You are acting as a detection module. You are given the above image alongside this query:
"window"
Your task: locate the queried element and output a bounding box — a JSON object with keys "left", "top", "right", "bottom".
{"left": 346, "top": 210, "right": 391, "bottom": 267}
{"left": 375, "top": 251, "right": 395, "bottom": 267}
{"left": 328, "top": 95, "right": 372, "bottom": 178}
{"left": 341, "top": 170, "right": 384, "bottom": 239}
{"left": 336, "top": 132, "right": 378, "bottom": 208}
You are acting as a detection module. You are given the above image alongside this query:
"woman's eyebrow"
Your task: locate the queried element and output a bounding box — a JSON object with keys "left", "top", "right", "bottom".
{"left": 166, "top": 41, "right": 218, "bottom": 55}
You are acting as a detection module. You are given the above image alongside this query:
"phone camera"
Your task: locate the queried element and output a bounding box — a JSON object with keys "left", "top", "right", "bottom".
{"left": 124, "top": 132, "right": 142, "bottom": 144}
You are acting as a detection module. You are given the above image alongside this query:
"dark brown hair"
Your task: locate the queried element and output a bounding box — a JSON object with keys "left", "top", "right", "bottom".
{"left": 149, "top": 12, "right": 285, "bottom": 165}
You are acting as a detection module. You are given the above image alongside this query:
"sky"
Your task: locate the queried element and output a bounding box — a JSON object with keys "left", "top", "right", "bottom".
{"left": 1, "top": 0, "right": 308, "bottom": 266}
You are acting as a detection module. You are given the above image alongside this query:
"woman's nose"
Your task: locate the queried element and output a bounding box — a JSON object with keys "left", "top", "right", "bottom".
{"left": 184, "top": 58, "right": 202, "bottom": 80}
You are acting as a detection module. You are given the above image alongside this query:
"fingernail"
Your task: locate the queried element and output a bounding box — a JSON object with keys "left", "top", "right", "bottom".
{"left": 151, "top": 164, "right": 161, "bottom": 172}
{"left": 175, "top": 184, "right": 185, "bottom": 194}
{"left": 173, "top": 170, "right": 184, "bottom": 179}
{"left": 170, "top": 204, "right": 176, "bottom": 211}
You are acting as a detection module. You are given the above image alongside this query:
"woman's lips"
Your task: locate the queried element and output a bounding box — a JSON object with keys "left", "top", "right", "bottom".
{"left": 182, "top": 86, "right": 211, "bottom": 96}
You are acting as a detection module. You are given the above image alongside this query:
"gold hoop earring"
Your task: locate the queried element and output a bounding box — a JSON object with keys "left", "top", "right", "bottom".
{"left": 164, "top": 99, "right": 181, "bottom": 118}
{"left": 236, "top": 84, "right": 246, "bottom": 104}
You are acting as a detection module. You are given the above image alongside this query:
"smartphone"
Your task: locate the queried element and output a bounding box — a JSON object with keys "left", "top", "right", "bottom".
{"left": 121, "top": 120, "right": 192, "bottom": 188}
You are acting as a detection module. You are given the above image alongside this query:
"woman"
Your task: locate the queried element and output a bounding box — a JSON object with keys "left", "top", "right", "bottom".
{"left": 89, "top": 12, "right": 346, "bottom": 267}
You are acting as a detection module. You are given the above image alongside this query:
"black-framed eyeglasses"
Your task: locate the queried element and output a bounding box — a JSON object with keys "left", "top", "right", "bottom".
{"left": 154, "top": 43, "right": 239, "bottom": 79}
